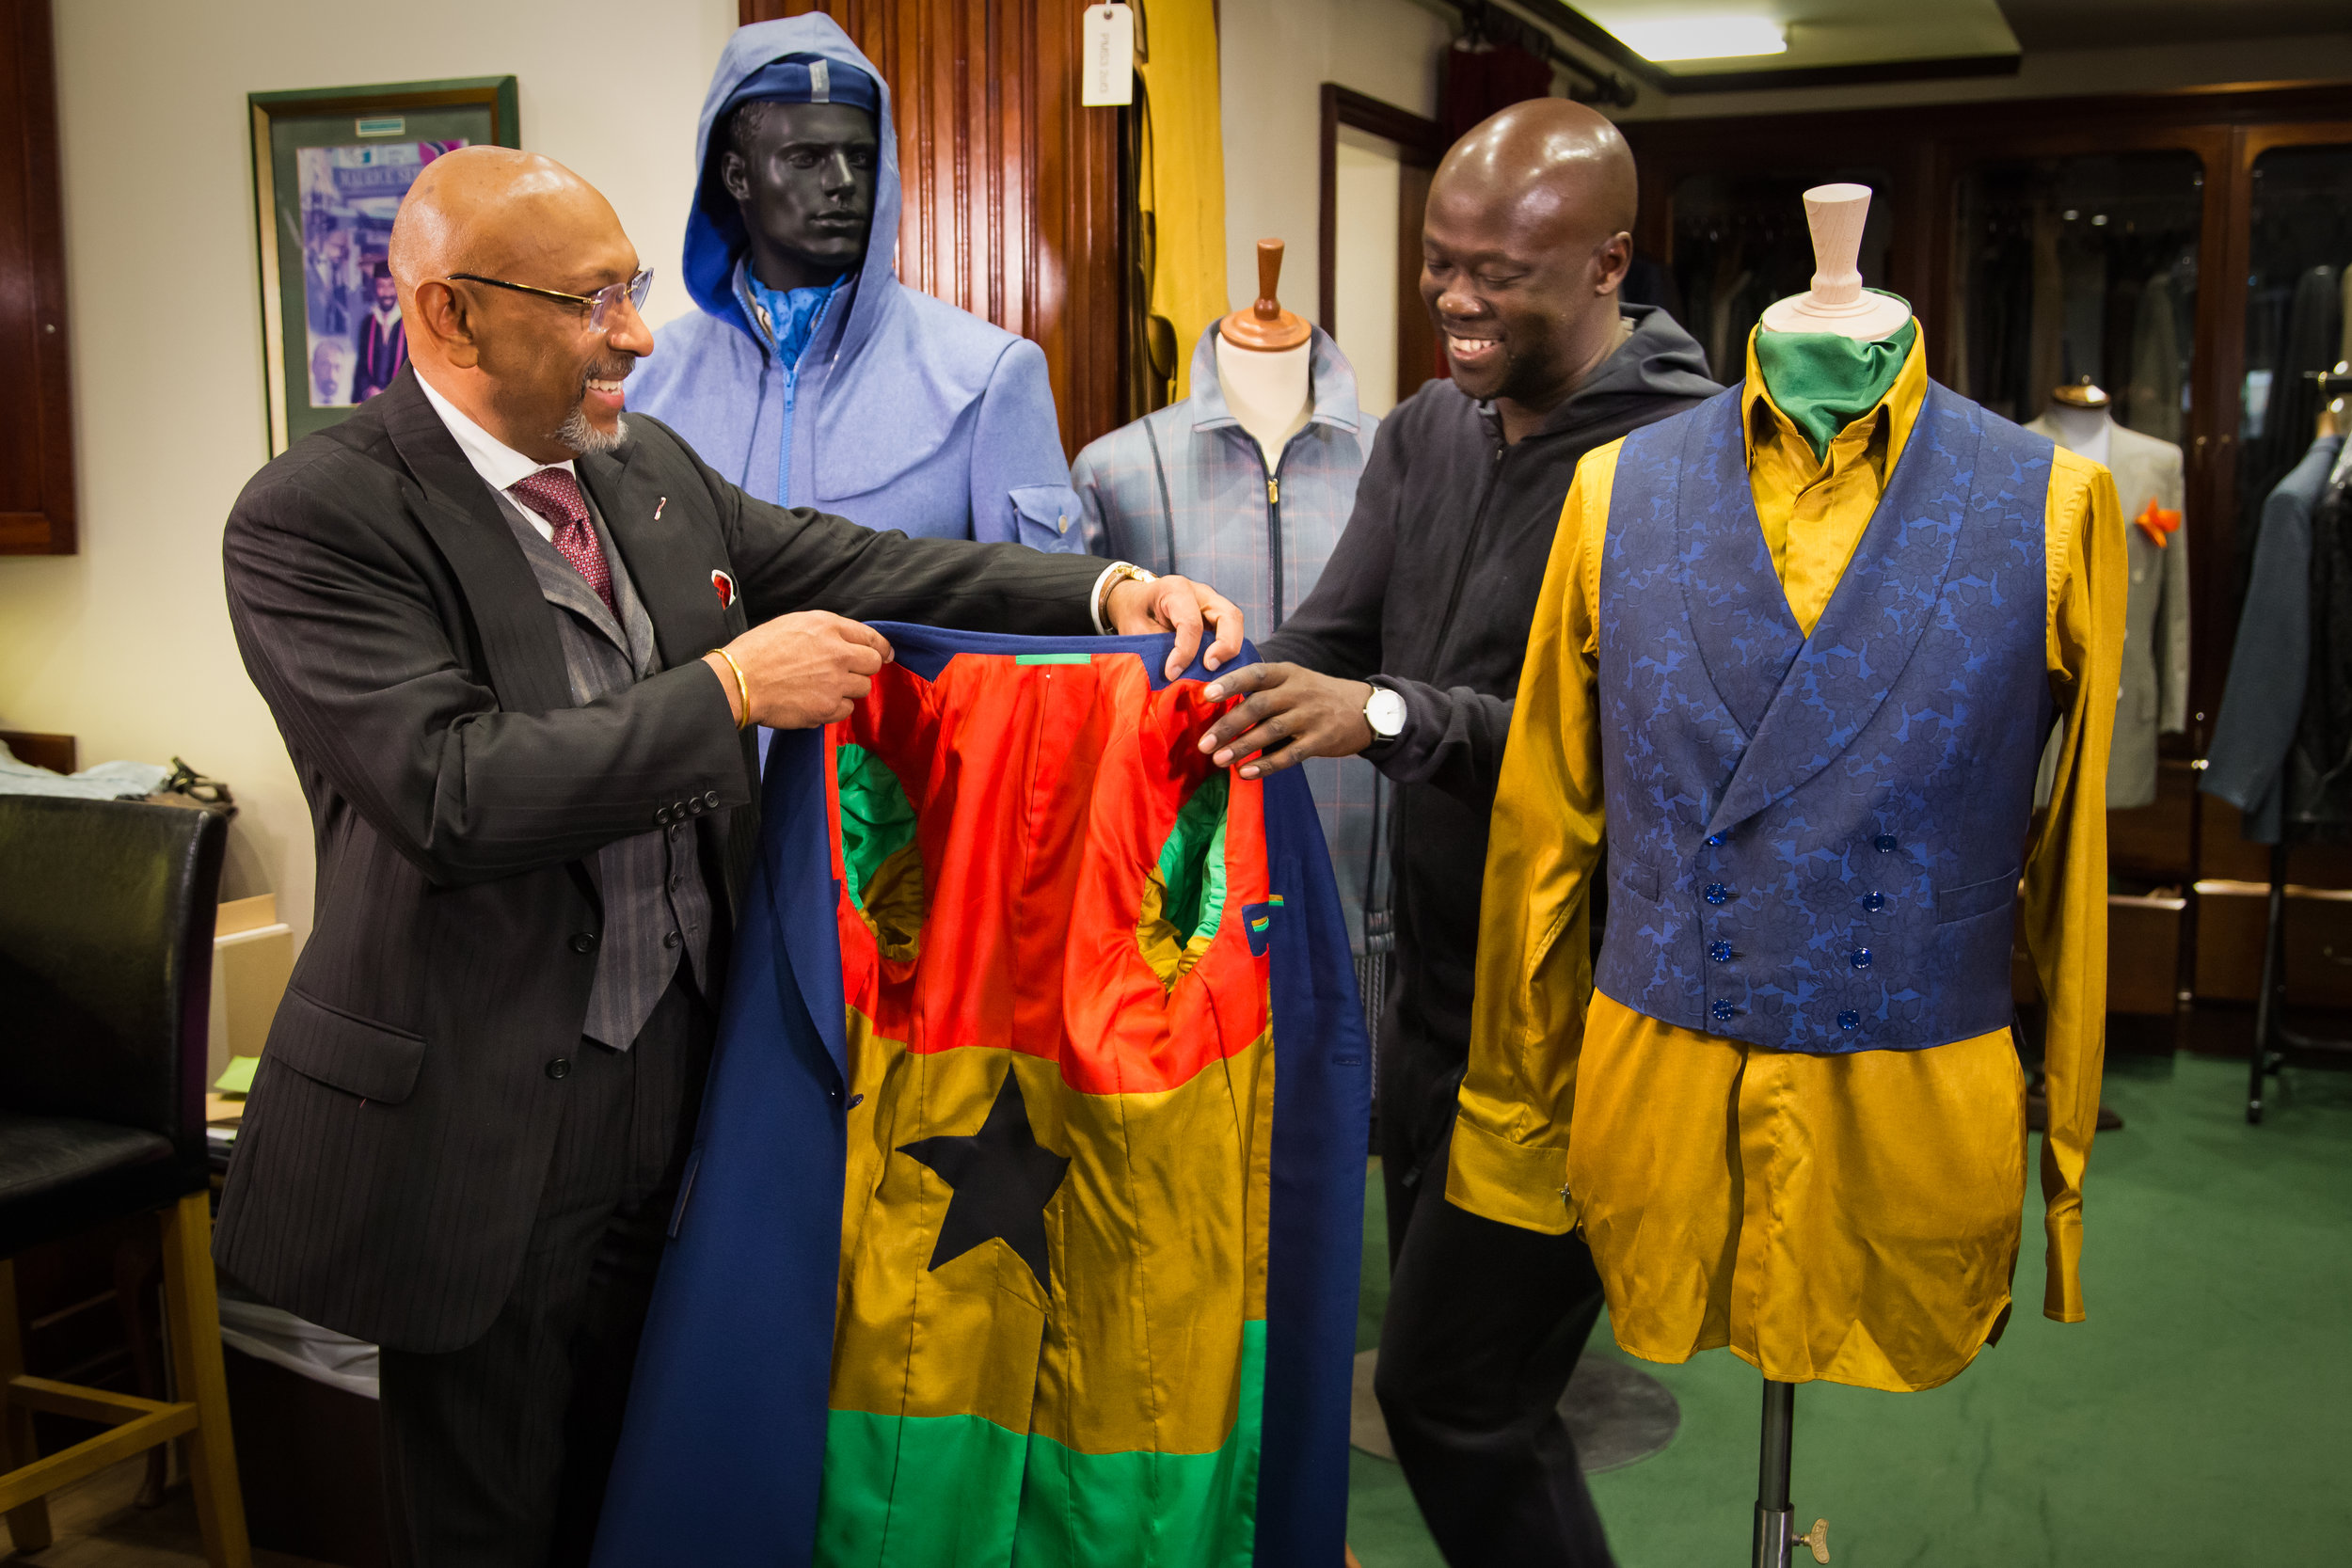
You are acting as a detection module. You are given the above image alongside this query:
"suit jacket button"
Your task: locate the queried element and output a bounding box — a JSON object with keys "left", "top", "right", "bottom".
{"left": 688, "top": 798, "right": 706, "bottom": 815}
{"left": 546, "top": 1057, "right": 572, "bottom": 1080}
{"left": 1851, "top": 947, "right": 1873, "bottom": 970}
{"left": 1873, "top": 833, "right": 1899, "bottom": 853}
{"left": 654, "top": 807, "right": 672, "bottom": 826}
{"left": 569, "top": 931, "right": 597, "bottom": 954}
{"left": 662, "top": 929, "right": 682, "bottom": 949}
{"left": 1705, "top": 882, "right": 1732, "bottom": 906}
{"left": 704, "top": 789, "right": 722, "bottom": 808}
{"left": 1838, "top": 1010, "right": 1862, "bottom": 1032}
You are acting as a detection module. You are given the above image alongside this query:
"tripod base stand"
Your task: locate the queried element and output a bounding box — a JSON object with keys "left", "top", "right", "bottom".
{"left": 2247, "top": 841, "right": 2352, "bottom": 1124}
{"left": 1753, "top": 1380, "right": 1829, "bottom": 1566}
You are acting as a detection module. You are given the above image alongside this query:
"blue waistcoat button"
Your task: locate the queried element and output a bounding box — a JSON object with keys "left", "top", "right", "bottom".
{"left": 1862, "top": 891, "right": 1886, "bottom": 912}
{"left": 1873, "top": 833, "right": 1899, "bottom": 853}
{"left": 1838, "top": 1009, "right": 1861, "bottom": 1031}
{"left": 1851, "top": 947, "right": 1873, "bottom": 970}
{"left": 1711, "top": 999, "right": 1737, "bottom": 1022}
{"left": 1709, "top": 941, "right": 1734, "bottom": 962}
{"left": 1705, "top": 882, "right": 1731, "bottom": 905}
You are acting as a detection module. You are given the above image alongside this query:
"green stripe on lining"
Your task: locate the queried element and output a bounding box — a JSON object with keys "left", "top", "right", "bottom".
{"left": 1015, "top": 652, "right": 1095, "bottom": 665}
{"left": 815, "top": 1321, "right": 1263, "bottom": 1567}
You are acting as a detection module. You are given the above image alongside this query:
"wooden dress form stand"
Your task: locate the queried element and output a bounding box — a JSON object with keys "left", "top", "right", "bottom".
{"left": 1742, "top": 183, "right": 1914, "bottom": 1568}
{"left": 2248, "top": 364, "right": 2352, "bottom": 1123}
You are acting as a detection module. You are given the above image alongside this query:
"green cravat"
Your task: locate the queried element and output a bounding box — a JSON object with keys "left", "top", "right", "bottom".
{"left": 1754, "top": 300, "right": 1916, "bottom": 460}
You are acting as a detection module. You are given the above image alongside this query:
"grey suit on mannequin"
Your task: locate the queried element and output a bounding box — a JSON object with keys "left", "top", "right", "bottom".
{"left": 2029, "top": 417, "right": 2188, "bottom": 809}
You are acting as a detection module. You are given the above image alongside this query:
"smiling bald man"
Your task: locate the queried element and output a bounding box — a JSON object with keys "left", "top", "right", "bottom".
{"left": 1192, "top": 101, "right": 1719, "bottom": 1565}
{"left": 215, "top": 146, "right": 1237, "bottom": 1566}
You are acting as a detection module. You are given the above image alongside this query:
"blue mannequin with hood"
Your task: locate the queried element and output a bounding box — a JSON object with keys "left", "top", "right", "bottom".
{"left": 630, "top": 16, "right": 1085, "bottom": 551}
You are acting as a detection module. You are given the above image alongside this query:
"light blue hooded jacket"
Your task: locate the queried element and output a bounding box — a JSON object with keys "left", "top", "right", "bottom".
{"left": 628, "top": 16, "right": 1084, "bottom": 550}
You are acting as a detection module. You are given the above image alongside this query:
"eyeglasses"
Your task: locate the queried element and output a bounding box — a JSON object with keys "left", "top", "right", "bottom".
{"left": 444, "top": 267, "right": 654, "bottom": 330}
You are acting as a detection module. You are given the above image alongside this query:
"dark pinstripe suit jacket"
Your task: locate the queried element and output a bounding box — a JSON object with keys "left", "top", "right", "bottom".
{"left": 216, "top": 367, "right": 1101, "bottom": 1353}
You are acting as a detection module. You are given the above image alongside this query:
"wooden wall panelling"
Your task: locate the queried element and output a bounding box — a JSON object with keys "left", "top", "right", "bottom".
{"left": 0, "top": 0, "right": 75, "bottom": 554}
{"left": 750, "top": 0, "right": 1123, "bottom": 454}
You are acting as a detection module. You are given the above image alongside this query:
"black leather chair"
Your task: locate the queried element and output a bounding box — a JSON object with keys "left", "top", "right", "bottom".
{"left": 0, "top": 795, "right": 250, "bottom": 1564}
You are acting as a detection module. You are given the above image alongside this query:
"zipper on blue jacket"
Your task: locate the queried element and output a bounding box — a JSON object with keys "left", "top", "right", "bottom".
{"left": 745, "top": 279, "right": 836, "bottom": 506}
{"left": 775, "top": 289, "right": 836, "bottom": 505}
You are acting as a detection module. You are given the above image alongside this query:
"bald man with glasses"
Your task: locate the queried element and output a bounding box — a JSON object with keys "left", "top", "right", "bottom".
{"left": 215, "top": 146, "right": 1238, "bottom": 1566}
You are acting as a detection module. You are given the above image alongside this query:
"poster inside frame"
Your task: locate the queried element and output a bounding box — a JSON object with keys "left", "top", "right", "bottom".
{"left": 249, "top": 77, "right": 518, "bottom": 455}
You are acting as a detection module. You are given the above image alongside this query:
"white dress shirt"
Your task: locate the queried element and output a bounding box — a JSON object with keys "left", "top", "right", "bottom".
{"left": 415, "top": 372, "right": 573, "bottom": 543}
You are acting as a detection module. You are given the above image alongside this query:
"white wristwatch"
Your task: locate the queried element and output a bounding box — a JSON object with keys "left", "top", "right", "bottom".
{"left": 1363, "top": 685, "right": 1407, "bottom": 739}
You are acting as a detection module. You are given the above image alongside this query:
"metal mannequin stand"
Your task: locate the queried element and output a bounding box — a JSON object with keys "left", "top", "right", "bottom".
{"left": 2245, "top": 840, "right": 2352, "bottom": 1122}
{"left": 1752, "top": 1381, "right": 1829, "bottom": 1567}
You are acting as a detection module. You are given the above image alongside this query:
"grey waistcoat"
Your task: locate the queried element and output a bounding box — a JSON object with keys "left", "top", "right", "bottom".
{"left": 497, "top": 488, "right": 715, "bottom": 1048}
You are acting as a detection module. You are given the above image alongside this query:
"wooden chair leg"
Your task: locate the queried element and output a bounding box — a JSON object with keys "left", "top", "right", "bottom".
{"left": 159, "top": 1193, "right": 250, "bottom": 1568}
{"left": 0, "top": 1258, "right": 56, "bottom": 1553}
{"left": 112, "top": 1230, "right": 170, "bottom": 1506}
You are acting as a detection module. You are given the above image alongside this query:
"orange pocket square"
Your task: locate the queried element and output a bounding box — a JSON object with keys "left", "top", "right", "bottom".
{"left": 2134, "top": 498, "right": 2182, "bottom": 547}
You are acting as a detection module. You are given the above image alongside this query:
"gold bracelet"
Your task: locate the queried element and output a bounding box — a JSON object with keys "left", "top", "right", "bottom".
{"left": 713, "top": 647, "right": 753, "bottom": 731}
{"left": 1093, "top": 562, "right": 1158, "bottom": 633}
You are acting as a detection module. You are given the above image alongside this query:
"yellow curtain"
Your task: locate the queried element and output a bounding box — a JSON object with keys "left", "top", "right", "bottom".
{"left": 1137, "top": 0, "right": 1228, "bottom": 402}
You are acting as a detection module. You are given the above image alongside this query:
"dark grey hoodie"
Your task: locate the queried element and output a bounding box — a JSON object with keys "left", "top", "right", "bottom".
{"left": 1262, "top": 303, "right": 1720, "bottom": 1167}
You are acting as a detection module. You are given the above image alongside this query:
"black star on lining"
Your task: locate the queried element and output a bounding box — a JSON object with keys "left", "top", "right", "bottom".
{"left": 897, "top": 1069, "right": 1071, "bottom": 1291}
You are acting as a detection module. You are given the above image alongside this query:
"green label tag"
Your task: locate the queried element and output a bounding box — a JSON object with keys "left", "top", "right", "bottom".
{"left": 1014, "top": 653, "right": 1094, "bottom": 665}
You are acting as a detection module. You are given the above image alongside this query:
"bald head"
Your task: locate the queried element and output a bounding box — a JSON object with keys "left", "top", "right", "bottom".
{"left": 390, "top": 146, "right": 654, "bottom": 464}
{"left": 388, "top": 147, "right": 623, "bottom": 300}
{"left": 1418, "top": 99, "right": 1638, "bottom": 437}
{"left": 1432, "top": 99, "right": 1636, "bottom": 241}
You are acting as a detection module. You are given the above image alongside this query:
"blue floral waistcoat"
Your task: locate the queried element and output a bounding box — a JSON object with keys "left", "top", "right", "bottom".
{"left": 1592, "top": 380, "right": 2056, "bottom": 1053}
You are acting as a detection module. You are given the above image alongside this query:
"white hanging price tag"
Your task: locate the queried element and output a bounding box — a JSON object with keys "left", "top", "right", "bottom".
{"left": 1081, "top": 3, "right": 1136, "bottom": 106}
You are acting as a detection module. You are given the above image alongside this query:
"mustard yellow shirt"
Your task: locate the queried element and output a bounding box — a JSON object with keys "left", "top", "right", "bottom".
{"left": 1448, "top": 326, "right": 2125, "bottom": 1370}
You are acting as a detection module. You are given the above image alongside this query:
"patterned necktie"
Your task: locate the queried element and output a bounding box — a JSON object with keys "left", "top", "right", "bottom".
{"left": 509, "top": 467, "right": 615, "bottom": 616}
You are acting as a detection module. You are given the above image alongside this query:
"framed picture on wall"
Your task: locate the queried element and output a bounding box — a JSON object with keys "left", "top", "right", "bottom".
{"left": 248, "top": 76, "right": 518, "bottom": 455}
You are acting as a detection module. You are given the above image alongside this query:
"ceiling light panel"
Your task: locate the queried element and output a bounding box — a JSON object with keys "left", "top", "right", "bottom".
{"left": 1597, "top": 11, "right": 1790, "bottom": 62}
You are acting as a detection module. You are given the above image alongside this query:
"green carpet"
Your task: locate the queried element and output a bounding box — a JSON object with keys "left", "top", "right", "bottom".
{"left": 1347, "top": 1052, "right": 2352, "bottom": 1566}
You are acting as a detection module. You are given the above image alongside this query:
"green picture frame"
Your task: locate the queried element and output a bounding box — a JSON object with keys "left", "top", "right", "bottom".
{"left": 248, "top": 76, "right": 519, "bottom": 454}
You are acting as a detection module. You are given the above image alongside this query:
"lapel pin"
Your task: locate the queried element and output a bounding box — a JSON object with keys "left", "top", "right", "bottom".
{"left": 654, "top": 496, "right": 668, "bottom": 520}
{"left": 712, "top": 569, "right": 737, "bottom": 610}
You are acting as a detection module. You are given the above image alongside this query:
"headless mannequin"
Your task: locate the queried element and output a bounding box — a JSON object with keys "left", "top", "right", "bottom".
{"left": 1738, "top": 180, "right": 1919, "bottom": 1568}
{"left": 2046, "top": 380, "right": 2116, "bottom": 467}
{"left": 1216, "top": 336, "right": 1311, "bottom": 467}
{"left": 1217, "top": 240, "right": 1314, "bottom": 467}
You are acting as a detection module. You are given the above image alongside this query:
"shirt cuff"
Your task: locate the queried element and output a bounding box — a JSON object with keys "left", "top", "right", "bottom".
{"left": 1089, "top": 562, "right": 1129, "bottom": 635}
{"left": 1444, "top": 1114, "right": 1577, "bottom": 1236}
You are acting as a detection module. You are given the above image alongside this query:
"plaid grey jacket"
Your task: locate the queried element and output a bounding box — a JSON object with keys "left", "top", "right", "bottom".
{"left": 1073, "top": 325, "right": 1383, "bottom": 950}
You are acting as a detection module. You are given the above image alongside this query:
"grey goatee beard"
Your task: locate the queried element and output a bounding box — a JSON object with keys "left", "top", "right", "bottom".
{"left": 558, "top": 408, "right": 628, "bottom": 455}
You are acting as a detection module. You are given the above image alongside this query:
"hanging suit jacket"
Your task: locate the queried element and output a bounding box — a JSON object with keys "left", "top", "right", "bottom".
{"left": 2026, "top": 418, "right": 2188, "bottom": 809}
{"left": 593, "top": 626, "right": 1370, "bottom": 1568}
{"left": 2204, "top": 434, "right": 2347, "bottom": 843}
{"left": 1450, "top": 326, "right": 2126, "bottom": 1391}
